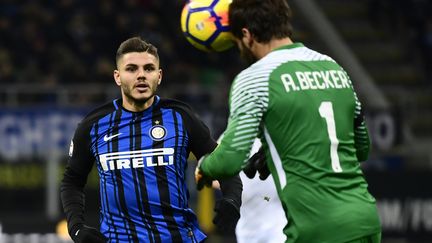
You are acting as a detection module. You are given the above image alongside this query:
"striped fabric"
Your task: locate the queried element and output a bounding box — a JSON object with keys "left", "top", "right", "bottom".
{"left": 78, "top": 96, "right": 205, "bottom": 242}
{"left": 228, "top": 44, "right": 336, "bottom": 164}
{"left": 200, "top": 42, "right": 380, "bottom": 243}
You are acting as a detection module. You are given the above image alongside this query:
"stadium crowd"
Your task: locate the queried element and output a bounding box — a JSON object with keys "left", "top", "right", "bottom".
{"left": 1, "top": 0, "right": 431, "bottom": 94}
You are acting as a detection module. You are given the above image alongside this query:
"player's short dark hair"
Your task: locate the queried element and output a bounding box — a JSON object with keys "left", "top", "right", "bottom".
{"left": 229, "top": 0, "right": 293, "bottom": 43}
{"left": 115, "top": 37, "right": 159, "bottom": 64}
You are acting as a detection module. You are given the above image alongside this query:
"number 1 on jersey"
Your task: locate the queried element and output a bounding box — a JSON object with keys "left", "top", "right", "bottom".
{"left": 319, "top": 102, "right": 342, "bottom": 172}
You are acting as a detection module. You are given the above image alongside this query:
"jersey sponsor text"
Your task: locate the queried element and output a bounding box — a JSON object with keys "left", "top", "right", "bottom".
{"left": 99, "top": 148, "right": 174, "bottom": 171}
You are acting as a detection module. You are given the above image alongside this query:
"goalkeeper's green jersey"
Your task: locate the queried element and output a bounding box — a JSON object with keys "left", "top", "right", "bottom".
{"left": 200, "top": 43, "right": 381, "bottom": 242}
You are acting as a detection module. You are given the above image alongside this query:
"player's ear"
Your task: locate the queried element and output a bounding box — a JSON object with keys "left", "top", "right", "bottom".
{"left": 241, "top": 28, "right": 251, "bottom": 42}
{"left": 113, "top": 70, "right": 121, "bottom": 86}
{"left": 241, "top": 28, "right": 254, "bottom": 48}
{"left": 157, "top": 69, "right": 162, "bottom": 85}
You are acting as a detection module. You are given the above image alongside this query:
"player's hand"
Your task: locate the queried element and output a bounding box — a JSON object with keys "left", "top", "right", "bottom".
{"left": 72, "top": 224, "right": 106, "bottom": 243}
{"left": 195, "top": 166, "right": 212, "bottom": 190}
{"left": 213, "top": 198, "right": 240, "bottom": 234}
{"left": 243, "top": 148, "right": 270, "bottom": 180}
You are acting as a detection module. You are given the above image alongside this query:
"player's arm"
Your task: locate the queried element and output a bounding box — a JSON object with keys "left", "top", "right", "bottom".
{"left": 60, "top": 123, "right": 106, "bottom": 243}
{"left": 353, "top": 92, "right": 370, "bottom": 162}
{"left": 178, "top": 102, "right": 243, "bottom": 233}
{"left": 199, "top": 75, "right": 267, "bottom": 179}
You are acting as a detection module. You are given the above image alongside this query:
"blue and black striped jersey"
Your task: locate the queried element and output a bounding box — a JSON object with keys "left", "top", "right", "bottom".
{"left": 61, "top": 96, "right": 217, "bottom": 242}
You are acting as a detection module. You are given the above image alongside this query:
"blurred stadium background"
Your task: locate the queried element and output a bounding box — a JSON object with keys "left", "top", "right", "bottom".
{"left": 0, "top": 0, "right": 431, "bottom": 242}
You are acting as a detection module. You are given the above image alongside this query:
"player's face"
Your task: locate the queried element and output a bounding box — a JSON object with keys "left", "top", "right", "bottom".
{"left": 114, "top": 52, "right": 162, "bottom": 109}
{"left": 236, "top": 38, "right": 257, "bottom": 65}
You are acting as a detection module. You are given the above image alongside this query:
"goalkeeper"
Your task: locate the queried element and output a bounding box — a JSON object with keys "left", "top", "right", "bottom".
{"left": 196, "top": 0, "right": 382, "bottom": 242}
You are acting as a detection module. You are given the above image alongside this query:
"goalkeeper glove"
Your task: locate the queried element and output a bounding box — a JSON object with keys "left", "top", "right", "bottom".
{"left": 243, "top": 148, "right": 270, "bottom": 180}
{"left": 71, "top": 224, "right": 107, "bottom": 243}
{"left": 213, "top": 198, "right": 240, "bottom": 234}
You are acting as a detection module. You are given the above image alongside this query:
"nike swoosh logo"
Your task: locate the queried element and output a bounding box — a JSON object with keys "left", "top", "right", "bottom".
{"left": 103, "top": 133, "right": 122, "bottom": 142}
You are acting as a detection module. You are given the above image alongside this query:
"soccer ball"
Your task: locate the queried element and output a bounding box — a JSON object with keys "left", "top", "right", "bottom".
{"left": 181, "top": 0, "right": 234, "bottom": 52}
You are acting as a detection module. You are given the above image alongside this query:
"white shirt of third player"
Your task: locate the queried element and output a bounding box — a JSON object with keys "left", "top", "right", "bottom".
{"left": 235, "top": 139, "right": 287, "bottom": 243}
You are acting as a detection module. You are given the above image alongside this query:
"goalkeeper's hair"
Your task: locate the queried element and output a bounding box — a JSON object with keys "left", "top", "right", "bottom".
{"left": 229, "top": 0, "right": 293, "bottom": 43}
{"left": 116, "top": 37, "right": 159, "bottom": 65}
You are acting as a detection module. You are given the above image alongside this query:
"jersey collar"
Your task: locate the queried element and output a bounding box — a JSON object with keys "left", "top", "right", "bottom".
{"left": 272, "top": 42, "right": 304, "bottom": 52}
{"left": 114, "top": 95, "right": 161, "bottom": 113}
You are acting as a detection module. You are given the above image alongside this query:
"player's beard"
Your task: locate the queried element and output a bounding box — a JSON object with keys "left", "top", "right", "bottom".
{"left": 239, "top": 41, "right": 257, "bottom": 65}
{"left": 122, "top": 82, "right": 158, "bottom": 108}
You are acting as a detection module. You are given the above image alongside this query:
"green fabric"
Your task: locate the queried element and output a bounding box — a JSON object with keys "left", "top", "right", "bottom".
{"left": 345, "top": 233, "right": 381, "bottom": 243}
{"left": 200, "top": 43, "right": 381, "bottom": 242}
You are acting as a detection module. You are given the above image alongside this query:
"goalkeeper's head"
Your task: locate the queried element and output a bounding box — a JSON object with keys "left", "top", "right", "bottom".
{"left": 228, "top": 0, "right": 294, "bottom": 64}
{"left": 229, "top": 0, "right": 293, "bottom": 44}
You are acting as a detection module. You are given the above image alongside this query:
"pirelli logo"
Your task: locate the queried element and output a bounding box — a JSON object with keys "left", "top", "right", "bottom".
{"left": 99, "top": 148, "right": 174, "bottom": 171}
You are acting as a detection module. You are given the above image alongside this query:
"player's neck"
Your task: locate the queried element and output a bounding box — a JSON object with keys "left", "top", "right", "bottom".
{"left": 255, "top": 37, "right": 293, "bottom": 59}
{"left": 122, "top": 96, "right": 155, "bottom": 112}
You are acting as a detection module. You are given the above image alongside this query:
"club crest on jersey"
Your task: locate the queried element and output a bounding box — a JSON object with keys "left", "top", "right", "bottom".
{"left": 149, "top": 125, "right": 167, "bottom": 141}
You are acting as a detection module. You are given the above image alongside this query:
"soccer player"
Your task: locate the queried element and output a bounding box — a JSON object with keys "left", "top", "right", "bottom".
{"left": 195, "top": 0, "right": 382, "bottom": 242}
{"left": 60, "top": 37, "right": 242, "bottom": 243}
